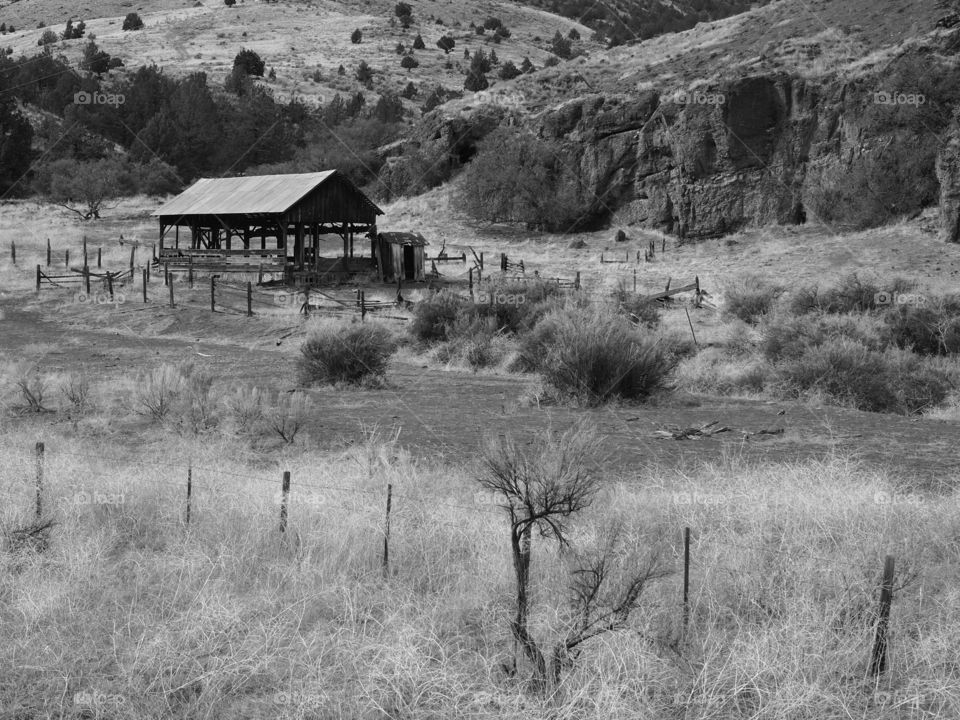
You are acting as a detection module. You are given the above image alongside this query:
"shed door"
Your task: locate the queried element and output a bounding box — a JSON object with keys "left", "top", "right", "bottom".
{"left": 403, "top": 245, "right": 416, "bottom": 280}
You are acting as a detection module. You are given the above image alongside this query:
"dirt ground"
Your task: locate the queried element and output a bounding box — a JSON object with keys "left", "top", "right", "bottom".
{"left": 3, "top": 289, "right": 960, "bottom": 484}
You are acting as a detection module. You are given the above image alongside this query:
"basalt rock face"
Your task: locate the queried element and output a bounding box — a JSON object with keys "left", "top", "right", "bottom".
{"left": 936, "top": 130, "right": 960, "bottom": 243}
{"left": 532, "top": 74, "right": 833, "bottom": 239}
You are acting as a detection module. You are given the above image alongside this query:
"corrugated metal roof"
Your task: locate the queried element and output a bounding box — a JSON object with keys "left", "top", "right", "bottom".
{"left": 152, "top": 171, "right": 382, "bottom": 217}
{"left": 378, "top": 232, "right": 429, "bottom": 247}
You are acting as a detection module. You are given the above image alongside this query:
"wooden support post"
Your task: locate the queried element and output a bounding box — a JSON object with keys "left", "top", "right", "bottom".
{"left": 185, "top": 464, "right": 192, "bottom": 526}
{"left": 280, "top": 471, "right": 290, "bottom": 534}
{"left": 870, "top": 555, "right": 896, "bottom": 676}
{"left": 383, "top": 483, "right": 392, "bottom": 576}
{"left": 10, "top": 240, "right": 15, "bottom": 265}
{"left": 142, "top": 269, "right": 148, "bottom": 303}
{"left": 168, "top": 277, "right": 174, "bottom": 308}
{"left": 188, "top": 256, "right": 194, "bottom": 288}
{"left": 35, "top": 441, "right": 44, "bottom": 520}
{"left": 258, "top": 265, "right": 263, "bottom": 285}
{"left": 683, "top": 526, "right": 690, "bottom": 632}
{"left": 164, "top": 263, "right": 169, "bottom": 286}
{"left": 247, "top": 282, "right": 252, "bottom": 316}
{"left": 46, "top": 239, "right": 51, "bottom": 267}
{"left": 685, "top": 307, "right": 698, "bottom": 347}
{"left": 304, "top": 285, "right": 310, "bottom": 316}
{"left": 36, "top": 265, "right": 41, "bottom": 292}
{"left": 152, "top": 244, "right": 157, "bottom": 262}
{"left": 210, "top": 276, "right": 215, "bottom": 313}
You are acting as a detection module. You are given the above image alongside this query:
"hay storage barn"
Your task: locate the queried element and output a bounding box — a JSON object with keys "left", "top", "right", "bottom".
{"left": 374, "top": 232, "right": 428, "bottom": 282}
{"left": 152, "top": 170, "right": 383, "bottom": 278}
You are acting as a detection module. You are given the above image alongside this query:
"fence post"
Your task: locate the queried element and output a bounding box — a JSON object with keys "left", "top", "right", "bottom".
{"left": 633, "top": 269, "right": 637, "bottom": 293}
{"left": 83, "top": 236, "right": 87, "bottom": 266}
{"left": 683, "top": 526, "right": 690, "bottom": 633}
{"left": 500, "top": 253, "right": 506, "bottom": 272}
{"left": 189, "top": 256, "right": 194, "bottom": 288}
{"left": 130, "top": 246, "right": 135, "bottom": 275}
{"left": 107, "top": 273, "right": 114, "bottom": 301}
{"left": 870, "top": 555, "right": 896, "bottom": 676}
{"left": 685, "top": 307, "right": 698, "bottom": 347}
{"left": 142, "top": 269, "right": 148, "bottom": 303}
{"left": 10, "top": 241, "right": 14, "bottom": 265}
{"left": 360, "top": 290, "right": 366, "bottom": 322}
{"left": 168, "top": 277, "right": 174, "bottom": 308}
{"left": 46, "top": 238, "right": 51, "bottom": 267}
{"left": 65, "top": 249, "right": 69, "bottom": 268}
{"left": 164, "top": 263, "right": 169, "bottom": 286}
{"left": 210, "top": 276, "right": 215, "bottom": 312}
{"left": 662, "top": 237, "right": 666, "bottom": 253}
{"left": 304, "top": 285, "right": 310, "bottom": 316}
{"left": 479, "top": 252, "right": 484, "bottom": 271}
{"left": 469, "top": 266, "right": 474, "bottom": 299}
{"left": 35, "top": 441, "right": 44, "bottom": 520}
{"left": 185, "top": 464, "right": 192, "bottom": 526}
{"left": 152, "top": 244, "right": 156, "bottom": 262}
{"left": 575, "top": 271, "right": 581, "bottom": 290}
{"left": 36, "top": 265, "right": 41, "bottom": 292}
{"left": 84, "top": 265, "right": 90, "bottom": 296}
{"left": 279, "top": 471, "right": 291, "bottom": 534}
{"left": 383, "top": 483, "right": 392, "bottom": 576}
{"left": 247, "top": 281, "right": 252, "bottom": 316}
{"left": 97, "top": 247, "right": 101, "bottom": 269}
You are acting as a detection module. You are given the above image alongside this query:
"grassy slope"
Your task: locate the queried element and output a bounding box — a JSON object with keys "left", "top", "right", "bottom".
{"left": 0, "top": 0, "right": 597, "bottom": 112}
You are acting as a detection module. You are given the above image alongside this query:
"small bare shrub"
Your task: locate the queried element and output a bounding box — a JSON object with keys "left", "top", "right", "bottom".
{"left": 60, "top": 371, "right": 91, "bottom": 417}
{"left": 134, "top": 363, "right": 184, "bottom": 422}
{"left": 176, "top": 362, "right": 218, "bottom": 434}
{"left": 13, "top": 366, "right": 50, "bottom": 413}
{"left": 612, "top": 281, "right": 661, "bottom": 328}
{"left": 267, "top": 390, "right": 308, "bottom": 444}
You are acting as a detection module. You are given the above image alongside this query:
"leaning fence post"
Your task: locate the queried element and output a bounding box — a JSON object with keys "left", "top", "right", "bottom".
{"left": 870, "top": 555, "right": 896, "bottom": 676}
{"left": 683, "top": 526, "right": 690, "bottom": 633}
{"left": 685, "top": 306, "right": 698, "bottom": 347}
{"left": 279, "top": 471, "right": 291, "bottom": 534}
{"left": 35, "top": 441, "right": 44, "bottom": 520}
{"left": 383, "top": 483, "right": 393, "bottom": 576}
{"left": 185, "top": 464, "right": 192, "bottom": 526}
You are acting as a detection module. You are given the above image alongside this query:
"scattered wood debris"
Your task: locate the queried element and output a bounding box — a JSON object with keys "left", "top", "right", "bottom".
{"left": 654, "top": 422, "right": 786, "bottom": 441}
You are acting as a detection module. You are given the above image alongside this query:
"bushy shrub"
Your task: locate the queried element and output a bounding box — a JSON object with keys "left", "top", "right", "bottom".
{"left": 884, "top": 298, "right": 960, "bottom": 355}
{"left": 410, "top": 291, "right": 475, "bottom": 343}
{"left": 351, "top": 28, "right": 362, "bottom": 44}
{"left": 774, "top": 338, "right": 950, "bottom": 414}
{"left": 723, "top": 276, "right": 781, "bottom": 324}
{"left": 520, "top": 307, "right": 672, "bottom": 404}
{"left": 233, "top": 48, "right": 265, "bottom": 77}
{"left": 788, "top": 274, "right": 906, "bottom": 315}
{"left": 761, "top": 313, "right": 885, "bottom": 362}
{"left": 298, "top": 323, "right": 397, "bottom": 385}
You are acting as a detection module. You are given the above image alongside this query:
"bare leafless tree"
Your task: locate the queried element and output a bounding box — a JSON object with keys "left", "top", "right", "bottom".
{"left": 478, "top": 423, "right": 670, "bottom": 695}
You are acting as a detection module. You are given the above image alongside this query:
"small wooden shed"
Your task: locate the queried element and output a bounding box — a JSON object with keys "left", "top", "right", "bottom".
{"left": 374, "top": 232, "right": 428, "bottom": 282}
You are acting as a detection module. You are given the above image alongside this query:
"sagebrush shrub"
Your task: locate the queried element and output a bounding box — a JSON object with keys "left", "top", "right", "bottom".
{"left": 884, "top": 299, "right": 960, "bottom": 356}
{"left": 298, "top": 323, "right": 396, "bottom": 385}
{"left": 723, "top": 276, "right": 781, "bottom": 324}
{"left": 523, "top": 307, "right": 672, "bottom": 404}
{"left": 774, "top": 338, "right": 950, "bottom": 414}
{"left": 410, "top": 291, "right": 475, "bottom": 343}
